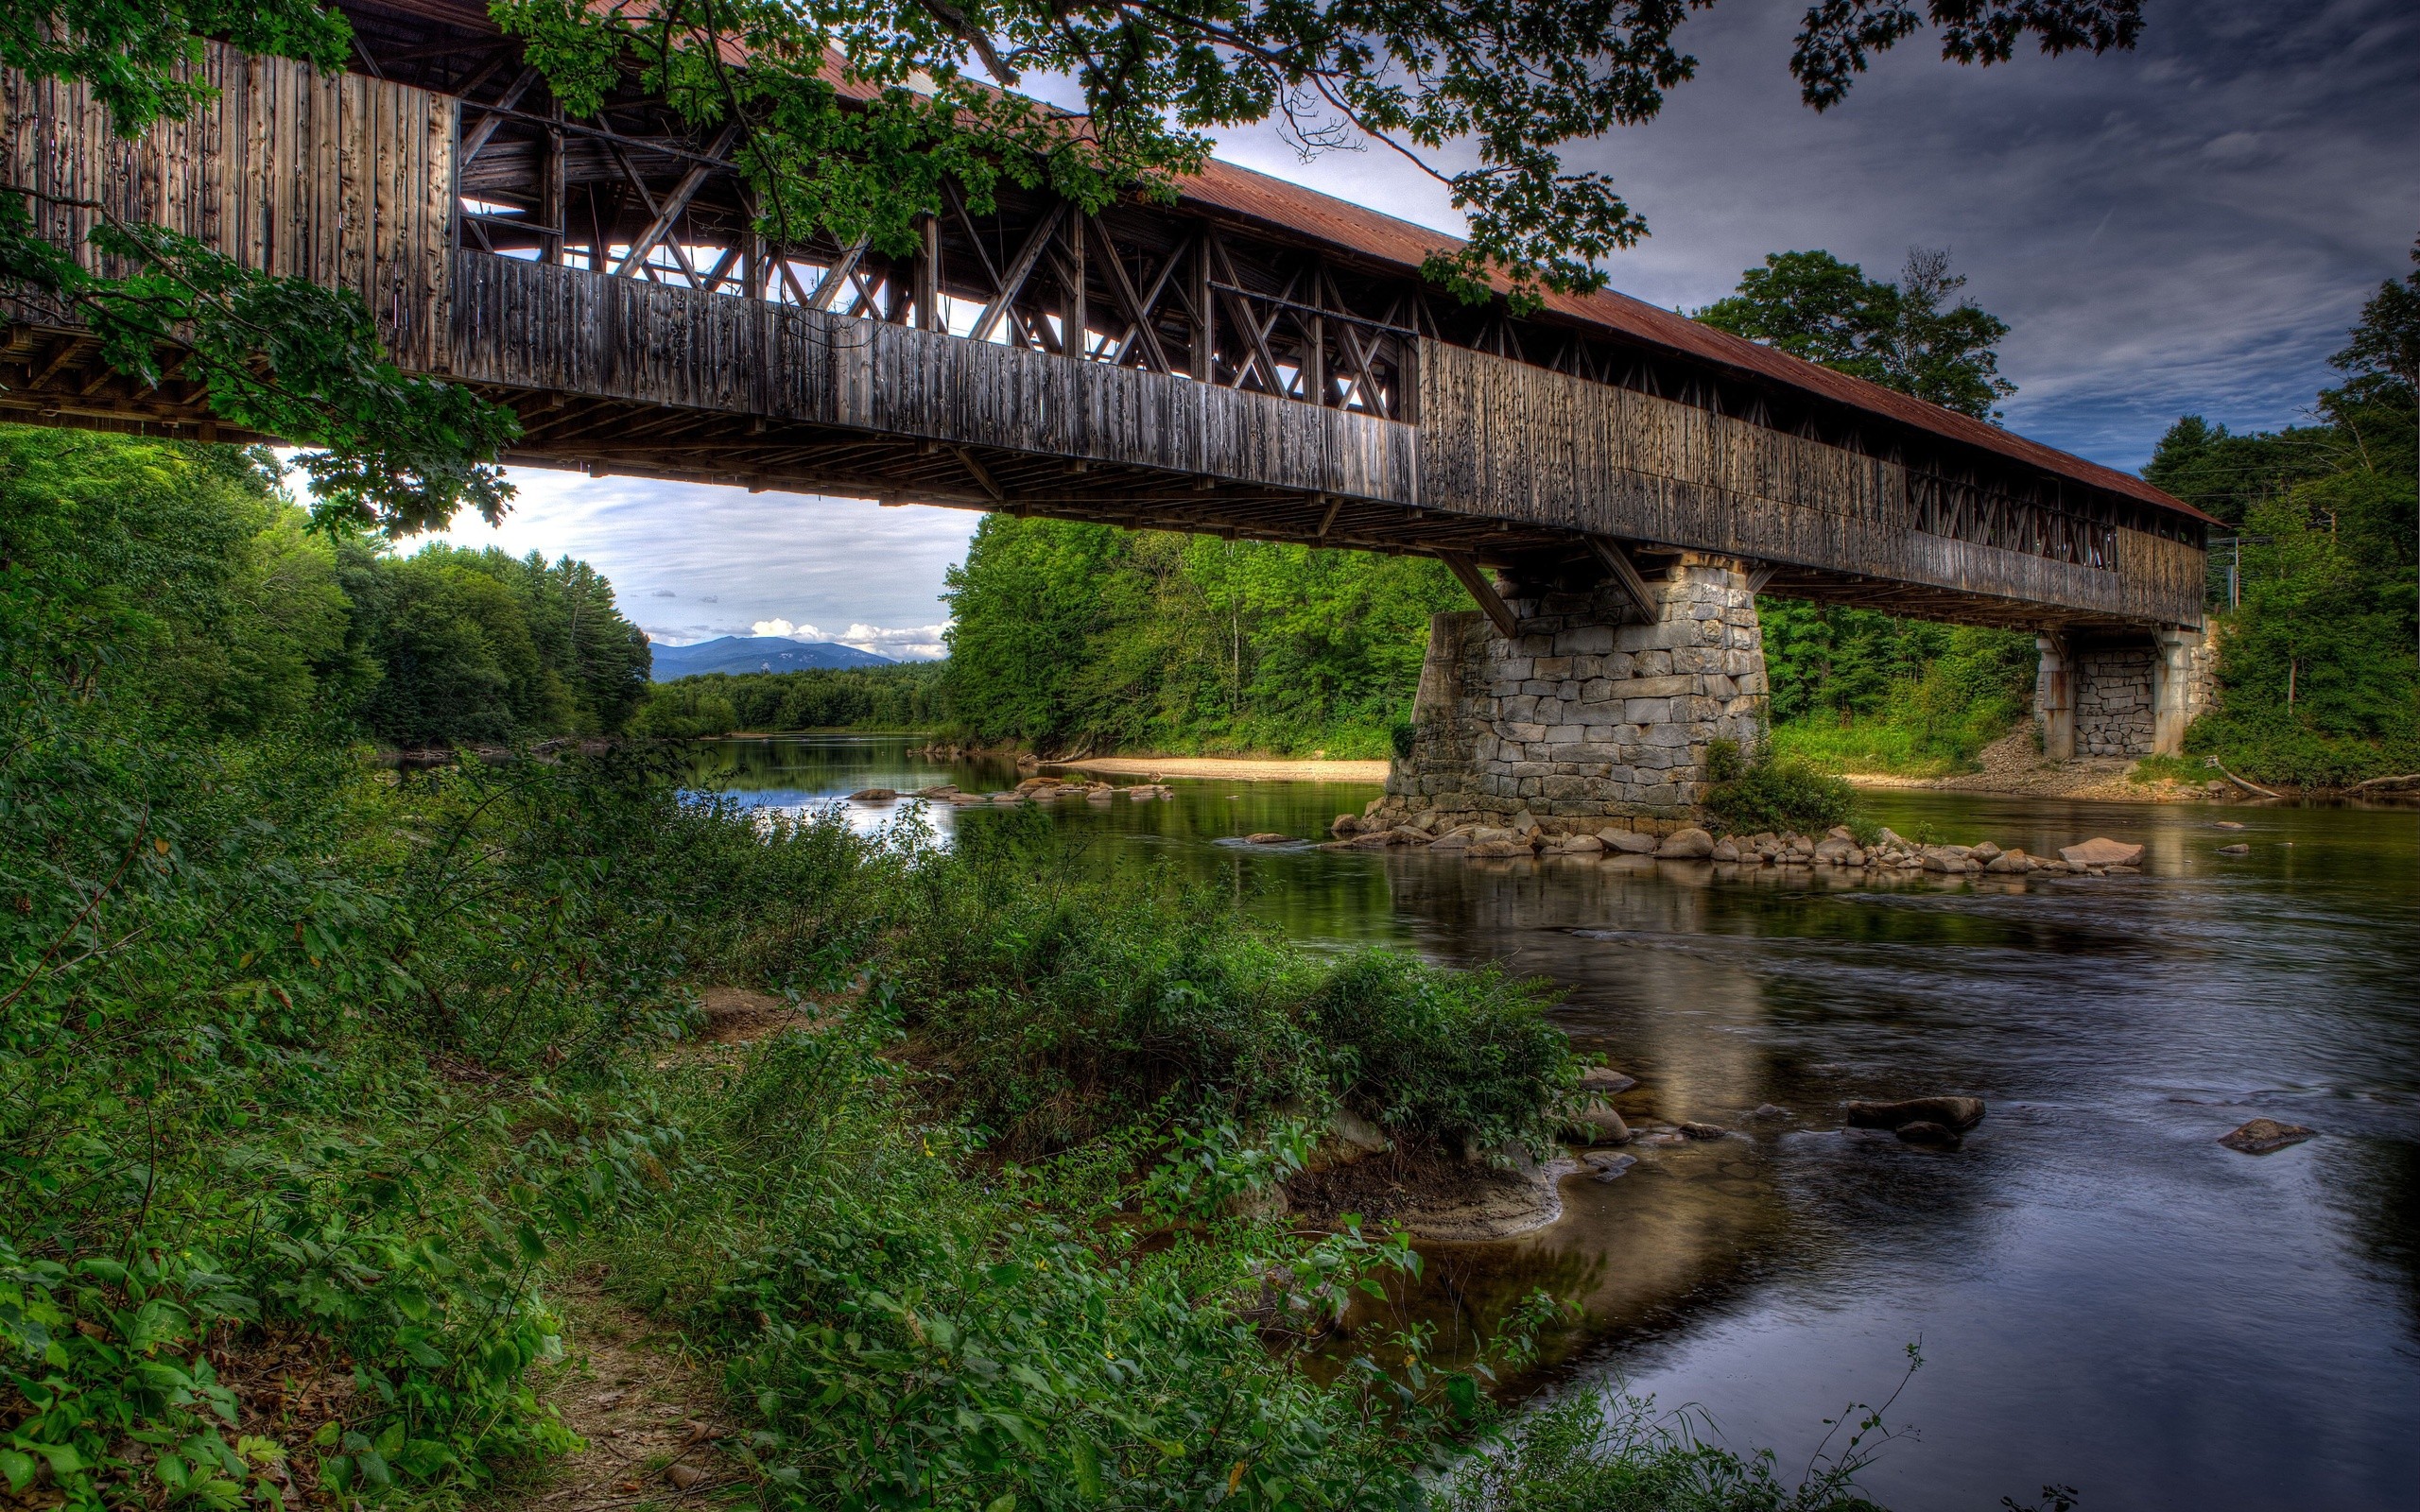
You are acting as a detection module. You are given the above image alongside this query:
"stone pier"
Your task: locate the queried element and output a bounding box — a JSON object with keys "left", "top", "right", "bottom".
{"left": 1366, "top": 554, "right": 1770, "bottom": 836}
{"left": 2034, "top": 627, "right": 2214, "bottom": 760}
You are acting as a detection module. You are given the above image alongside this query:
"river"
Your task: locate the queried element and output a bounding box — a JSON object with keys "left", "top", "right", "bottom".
{"left": 686, "top": 735, "right": 2420, "bottom": 1510}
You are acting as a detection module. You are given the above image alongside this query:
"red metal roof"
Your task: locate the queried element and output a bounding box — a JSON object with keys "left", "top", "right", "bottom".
{"left": 1180, "top": 157, "right": 2208, "bottom": 523}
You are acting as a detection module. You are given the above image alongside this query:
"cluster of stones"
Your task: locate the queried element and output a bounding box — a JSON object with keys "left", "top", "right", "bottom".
{"left": 850, "top": 777, "right": 1173, "bottom": 806}
{"left": 1327, "top": 810, "right": 2150, "bottom": 876}
{"left": 1378, "top": 554, "right": 1769, "bottom": 827}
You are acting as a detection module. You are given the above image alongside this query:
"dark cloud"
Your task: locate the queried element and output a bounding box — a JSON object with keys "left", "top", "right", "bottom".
{"left": 1223, "top": 0, "right": 2420, "bottom": 470}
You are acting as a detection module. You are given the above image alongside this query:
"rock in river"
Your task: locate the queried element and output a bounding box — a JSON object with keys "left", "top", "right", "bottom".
{"left": 1244, "top": 833, "right": 1293, "bottom": 845}
{"left": 1677, "top": 1121, "right": 1730, "bottom": 1141}
{"left": 1568, "top": 1103, "right": 1632, "bottom": 1145}
{"left": 1582, "top": 1151, "right": 1638, "bottom": 1181}
{"left": 1894, "top": 1120, "right": 1962, "bottom": 1149}
{"left": 2219, "top": 1118, "right": 2316, "bottom": 1154}
{"left": 1656, "top": 827, "right": 1715, "bottom": 859}
{"left": 1577, "top": 1066, "right": 1637, "bottom": 1095}
{"left": 2060, "top": 836, "right": 2146, "bottom": 868}
{"left": 1845, "top": 1095, "right": 1987, "bottom": 1133}
{"left": 847, "top": 787, "right": 898, "bottom": 801}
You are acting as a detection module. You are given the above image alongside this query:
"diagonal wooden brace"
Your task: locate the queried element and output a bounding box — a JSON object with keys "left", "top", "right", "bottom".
{"left": 1441, "top": 553, "right": 1519, "bottom": 639}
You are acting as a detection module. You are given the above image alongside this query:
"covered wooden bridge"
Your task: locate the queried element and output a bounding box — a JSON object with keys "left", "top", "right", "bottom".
{"left": 1, "top": 2, "right": 2214, "bottom": 794}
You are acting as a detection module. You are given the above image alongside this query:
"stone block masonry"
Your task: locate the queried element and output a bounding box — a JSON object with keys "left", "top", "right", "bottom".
{"left": 2035, "top": 626, "right": 2213, "bottom": 761}
{"left": 1370, "top": 554, "right": 1770, "bottom": 834}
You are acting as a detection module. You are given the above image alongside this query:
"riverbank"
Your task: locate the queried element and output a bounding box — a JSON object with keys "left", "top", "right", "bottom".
{"left": 1051, "top": 753, "right": 1392, "bottom": 782}
{"left": 1838, "top": 728, "right": 2221, "bottom": 802}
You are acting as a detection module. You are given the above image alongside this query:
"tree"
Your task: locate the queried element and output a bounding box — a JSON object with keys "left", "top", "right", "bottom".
{"left": 1695, "top": 246, "right": 2016, "bottom": 421}
{"left": 6, "top": 2, "right": 2143, "bottom": 532}
{"left": 2330, "top": 235, "right": 2420, "bottom": 665}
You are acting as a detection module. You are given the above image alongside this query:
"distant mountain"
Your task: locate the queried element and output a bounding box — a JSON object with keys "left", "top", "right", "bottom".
{"left": 649, "top": 636, "right": 894, "bottom": 681}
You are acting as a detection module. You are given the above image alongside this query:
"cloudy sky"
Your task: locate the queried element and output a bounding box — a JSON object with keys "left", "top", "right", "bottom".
{"left": 432, "top": 0, "right": 2420, "bottom": 653}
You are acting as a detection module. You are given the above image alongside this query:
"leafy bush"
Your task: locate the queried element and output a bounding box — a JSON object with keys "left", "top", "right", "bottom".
{"left": 1701, "top": 740, "right": 1858, "bottom": 834}
{"left": 1438, "top": 1391, "right": 1890, "bottom": 1512}
{"left": 877, "top": 812, "right": 1574, "bottom": 1158}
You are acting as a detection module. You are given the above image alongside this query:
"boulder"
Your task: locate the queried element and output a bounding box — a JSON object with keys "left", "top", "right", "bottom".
{"left": 1470, "top": 827, "right": 1524, "bottom": 847}
{"left": 1598, "top": 829, "right": 1661, "bottom": 854}
{"left": 1583, "top": 1151, "right": 1638, "bottom": 1181}
{"left": 1970, "top": 841, "right": 2003, "bottom": 862}
{"left": 1894, "top": 1121, "right": 1962, "bottom": 1149}
{"left": 1875, "top": 826, "right": 1911, "bottom": 850}
{"left": 1428, "top": 828, "right": 1476, "bottom": 851}
{"left": 1567, "top": 1103, "right": 1632, "bottom": 1145}
{"left": 847, "top": 787, "right": 899, "bottom": 801}
{"left": 1845, "top": 1095, "right": 1986, "bottom": 1133}
{"left": 1656, "top": 827, "right": 1716, "bottom": 859}
{"left": 2218, "top": 1118, "right": 2315, "bottom": 1154}
{"left": 2217, "top": 843, "right": 2250, "bottom": 855}
{"left": 1467, "top": 839, "right": 1529, "bottom": 858}
{"left": 1331, "top": 814, "right": 1363, "bottom": 836}
{"left": 1577, "top": 1066, "right": 1637, "bottom": 1094}
{"left": 2061, "top": 836, "right": 2146, "bottom": 868}
{"left": 1244, "top": 833, "right": 1293, "bottom": 845}
{"left": 1330, "top": 1108, "right": 1392, "bottom": 1153}
{"left": 1677, "top": 1121, "right": 1729, "bottom": 1141}
{"left": 1711, "top": 838, "right": 1740, "bottom": 862}
{"left": 1985, "top": 850, "right": 2033, "bottom": 873}
{"left": 2214, "top": 820, "right": 2246, "bottom": 831}
{"left": 1510, "top": 810, "right": 1542, "bottom": 835}
{"left": 1387, "top": 826, "right": 1434, "bottom": 847}
{"left": 1544, "top": 833, "right": 1605, "bottom": 854}
{"left": 1345, "top": 831, "right": 1395, "bottom": 850}
{"left": 1813, "top": 836, "right": 1856, "bottom": 865}
{"left": 1749, "top": 1104, "right": 1791, "bottom": 1120}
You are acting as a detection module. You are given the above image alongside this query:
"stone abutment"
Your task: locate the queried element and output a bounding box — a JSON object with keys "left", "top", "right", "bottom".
{"left": 1368, "top": 555, "right": 1769, "bottom": 835}
{"left": 2034, "top": 627, "right": 2215, "bottom": 760}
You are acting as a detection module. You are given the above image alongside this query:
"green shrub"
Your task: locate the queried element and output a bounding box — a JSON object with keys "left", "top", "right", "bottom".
{"left": 878, "top": 814, "right": 1573, "bottom": 1158}
{"left": 1702, "top": 740, "right": 1858, "bottom": 833}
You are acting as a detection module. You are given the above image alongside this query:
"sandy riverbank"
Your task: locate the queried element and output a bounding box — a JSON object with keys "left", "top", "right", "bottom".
{"left": 1049, "top": 755, "right": 1391, "bottom": 782}
{"left": 1839, "top": 729, "right": 2216, "bottom": 802}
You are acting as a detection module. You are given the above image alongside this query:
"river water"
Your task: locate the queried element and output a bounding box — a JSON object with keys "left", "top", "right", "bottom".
{"left": 688, "top": 736, "right": 2420, "bottom": 1509}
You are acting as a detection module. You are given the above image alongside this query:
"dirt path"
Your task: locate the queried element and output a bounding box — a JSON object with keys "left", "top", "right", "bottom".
{"left": 493, "top": 988, "right": 817, "bottom": 1512}
{"left": 496, "top": 1280, "right": 744, "bottom": 1512}
{"left": 1050, "top": 755, "right": 1390, "bottom": 782}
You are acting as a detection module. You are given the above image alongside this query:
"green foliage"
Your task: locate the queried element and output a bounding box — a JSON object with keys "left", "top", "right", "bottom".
{"left": 1701, "top": 740, "right": 1857, "bottom": 835}
{"left": 942, "top": 515, "right": 1461, "bottom": 756}
{"left": 877, "top": 812, "right": 1573, "bottom": 1159}
{"left": 1758, "top": 598, "right": 2035, "bottom": 774}
{"left": 0, "top": 423, "right": 647, "bottom": 747}
{"left": 2148, "top": 241, "right": 2417, "bottom": 786}
{"left": 1437, "top": 1390, "right": 1891, "bottom": 1512}
{"left": 0, "top": 416, "right": 1889, "bottom": 1512}
{"left": 1695, "top": 248, "right": 2015, "bottom": 420}
{"left": 632, "top": 662, "right": 950, "bottom": 736}
{"left": 345, "top": 543, "right": 652, "bottom": 746}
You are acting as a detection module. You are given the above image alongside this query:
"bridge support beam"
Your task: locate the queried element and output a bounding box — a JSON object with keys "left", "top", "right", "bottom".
{"left": 1370, "top": 553, "right": 1770, "bottom": 834}
{"left": 2034, "top": 632, "right": 2075, "bottom": 762}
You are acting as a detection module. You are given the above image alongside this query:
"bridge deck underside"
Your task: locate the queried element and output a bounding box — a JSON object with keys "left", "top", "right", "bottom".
{"left": 0, "top": 302, "right": 2188, "bottom": 636}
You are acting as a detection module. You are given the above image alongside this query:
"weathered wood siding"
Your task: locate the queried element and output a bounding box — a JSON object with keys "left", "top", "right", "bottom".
{"left": 450, "top": 251, "right": 1418, "bottom": 501}
{"left": 2, "top": 43, "right": 454, "bottom": 369}
{"left": 1417, "top": 340, "right": 2204, "bottom": 627}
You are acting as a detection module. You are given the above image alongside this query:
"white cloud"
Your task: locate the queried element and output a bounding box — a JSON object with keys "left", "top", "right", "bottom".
{"left": 751, "top": 617, "right": 826, "bottom": 640}
{"left": 837, "top": 623, "right": 952, "bottom": 661}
